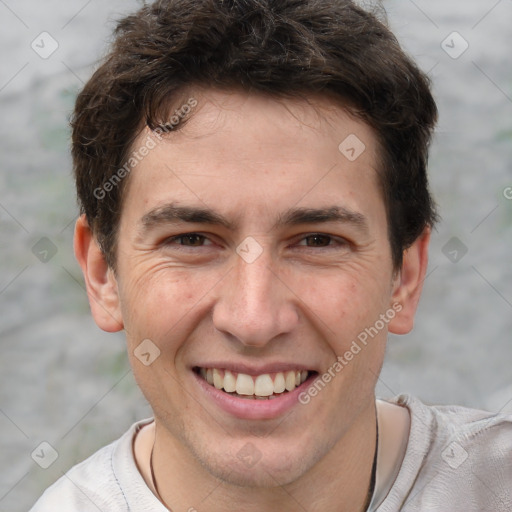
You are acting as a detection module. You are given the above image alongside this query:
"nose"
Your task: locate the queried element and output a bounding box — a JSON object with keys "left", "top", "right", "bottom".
{"left": 212, "top": 251, "right": 299, "bottom": 347}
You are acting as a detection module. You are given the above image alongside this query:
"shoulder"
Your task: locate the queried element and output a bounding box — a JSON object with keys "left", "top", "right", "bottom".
{"left": 402, "top": 394, "right": 512, "bottom": 455}
{"left": 30, "top": 441, "right": 121, "bottom": 512}
{"left": 381, "top": 395, "right": 512, "bottom": 511}
{"left": 29, "top": 422, "right": 146, "bottom": 512}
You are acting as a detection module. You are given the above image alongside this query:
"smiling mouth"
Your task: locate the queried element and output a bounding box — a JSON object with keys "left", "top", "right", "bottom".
{"left": 195, "top": 367, "right": 314, "bottom": 400}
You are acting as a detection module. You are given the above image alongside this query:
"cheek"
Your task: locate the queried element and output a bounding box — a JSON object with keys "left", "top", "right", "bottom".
{"left": 291, "top": 269, "right": 390, "bottom": 341}
{"left": 117, "top": 264, "right": 221, "bottom": 346}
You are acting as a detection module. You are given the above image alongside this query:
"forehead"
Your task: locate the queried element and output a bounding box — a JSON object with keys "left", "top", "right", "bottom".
{"left": 122, "top": 89, "right": 385, "bottom": 230}
{"left": 164, "top": 89, "right": 379, "bottom": 163}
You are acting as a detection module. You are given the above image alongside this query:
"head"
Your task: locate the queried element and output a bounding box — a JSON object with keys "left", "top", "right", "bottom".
{"left": 73, "top": 0, "right": 437, "bottom": 490}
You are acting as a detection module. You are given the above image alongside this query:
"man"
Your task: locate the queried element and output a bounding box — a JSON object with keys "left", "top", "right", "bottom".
{"left": 31, "top": 0, "right": 511, "bottom": 510}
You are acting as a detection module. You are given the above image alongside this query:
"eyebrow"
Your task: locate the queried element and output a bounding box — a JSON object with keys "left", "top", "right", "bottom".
{"left": 140, "top": 205, "right": 234, "bottom": 231}
{"left": 274, "top": 206, "right": 369, "bottom": 233}
{"left": 139, "top": 204, "right": 368, "bottom": 234}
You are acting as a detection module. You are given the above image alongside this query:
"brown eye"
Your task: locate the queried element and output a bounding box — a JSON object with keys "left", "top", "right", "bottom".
{"left": 171, "top": 234, "right": 208, "bottom": 246}
{"left": 181, "top": 234, "right": 205, "bottom": 246}
{"left": 303, "top": 234, "right": 333, "bottom": 247}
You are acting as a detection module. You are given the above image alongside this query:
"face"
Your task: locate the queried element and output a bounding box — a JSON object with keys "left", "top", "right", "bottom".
{"left": 83, "top": 90, "right": 421, "bottom": 488}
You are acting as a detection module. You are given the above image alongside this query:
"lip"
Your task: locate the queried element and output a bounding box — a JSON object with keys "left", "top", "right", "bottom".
{"left": 193, "top": 368, "right": 317, "bottom": 420}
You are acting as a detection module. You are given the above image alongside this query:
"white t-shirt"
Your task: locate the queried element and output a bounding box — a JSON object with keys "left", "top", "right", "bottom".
{"left": 29, "top": 395, "right": 512, "bottom": 511}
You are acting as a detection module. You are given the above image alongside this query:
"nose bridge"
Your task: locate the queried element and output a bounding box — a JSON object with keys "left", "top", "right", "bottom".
{"left": 213, "top": 252, "right": 297, "bottom": 346}
{"left": 237, "top": 256, "right": 275, "bottom": 312}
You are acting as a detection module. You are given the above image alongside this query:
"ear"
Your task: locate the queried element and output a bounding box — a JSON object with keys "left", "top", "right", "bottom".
{"left": 74, "top": 215, "right": 124, "bottom": 332}
{"left": 388, "top": 227, "right": 431, "bottom": 335}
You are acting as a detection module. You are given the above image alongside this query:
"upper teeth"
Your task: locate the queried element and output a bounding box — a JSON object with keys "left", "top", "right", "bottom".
{"left": 200, "top": 368, "right": 309, "bottom": 397}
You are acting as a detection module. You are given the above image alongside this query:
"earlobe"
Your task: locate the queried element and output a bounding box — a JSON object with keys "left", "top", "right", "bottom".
{"left": 74, "top": 215, "right": 124, "bottom": 333}
{"left": 388, "top": 228, "right": 431, "bottom": 335}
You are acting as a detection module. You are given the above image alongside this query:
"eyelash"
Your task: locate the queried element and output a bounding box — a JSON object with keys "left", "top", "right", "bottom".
{"left": 165, "top": 233, "right": 347, "bottom": 250}
{"left": 166, "top": 234, "right": 213, "bottom": 247}
{"left": 295, "top": 234, "right": 344, "bottom": 248}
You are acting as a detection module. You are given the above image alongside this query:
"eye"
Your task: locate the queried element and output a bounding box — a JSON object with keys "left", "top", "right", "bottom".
{"left": 167, "top": 233, "right": 212, "bottom": 247}
{"left": 297, "top": 234, "right": 338, "bottom": 248}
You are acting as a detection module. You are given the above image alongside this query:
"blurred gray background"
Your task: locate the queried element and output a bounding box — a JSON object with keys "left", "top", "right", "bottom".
{"left": 0, "top": 0, "right": 511, "bottom": 510}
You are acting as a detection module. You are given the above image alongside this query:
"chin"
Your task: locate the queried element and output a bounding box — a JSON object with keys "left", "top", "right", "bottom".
{"left": 192, "top": 436, "right": 324, "bottom": 489}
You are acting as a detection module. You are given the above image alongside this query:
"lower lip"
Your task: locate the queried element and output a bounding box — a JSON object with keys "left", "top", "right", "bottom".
{"left": 193, "top": 371, "right": 316, "bottom": 420}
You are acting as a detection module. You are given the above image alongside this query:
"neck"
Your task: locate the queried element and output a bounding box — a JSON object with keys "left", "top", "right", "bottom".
{"left": 148, "top": 401, "right": 378, "bottom": 512}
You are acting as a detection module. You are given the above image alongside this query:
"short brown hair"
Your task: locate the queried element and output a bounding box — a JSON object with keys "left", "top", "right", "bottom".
{"left": 72, "top": 0, "right": 438, "bottom": 270}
